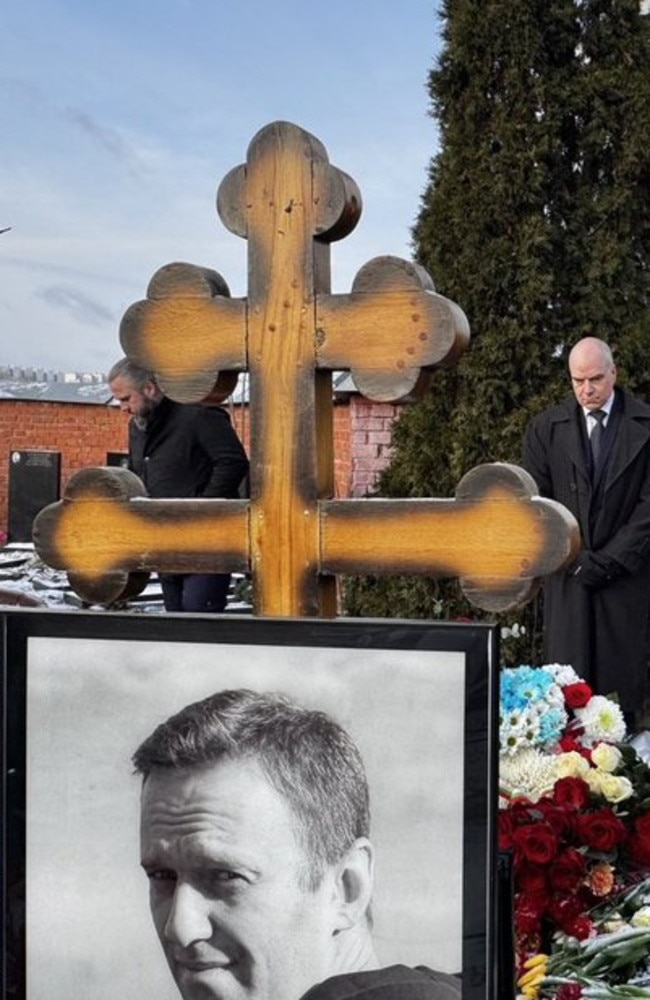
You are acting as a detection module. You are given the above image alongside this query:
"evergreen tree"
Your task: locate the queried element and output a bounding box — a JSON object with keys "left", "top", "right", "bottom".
{"left": 569, "top": 0, "right": 650, "bottom": 389}
{"left": 344, "top": 0, "right": 650, "bottom": 654}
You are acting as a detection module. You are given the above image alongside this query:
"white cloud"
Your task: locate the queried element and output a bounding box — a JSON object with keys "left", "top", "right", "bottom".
{"left": 1, "top": 0, "right": 441, "bottom": 371}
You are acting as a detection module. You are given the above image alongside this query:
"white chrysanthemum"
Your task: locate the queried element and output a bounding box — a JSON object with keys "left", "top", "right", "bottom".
{"left": 545, "top": 663, "right": 581, "bottom": 687}
{"left": 574, "top": 695, "right": 626, "bottom": 746}
{"left": 499, "top": 747, "right": 558, "bottom": 802}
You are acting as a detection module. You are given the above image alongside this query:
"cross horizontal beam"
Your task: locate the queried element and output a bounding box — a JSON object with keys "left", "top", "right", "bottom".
{"left": 33, "top": 463, "right": 580, "bottom": 613}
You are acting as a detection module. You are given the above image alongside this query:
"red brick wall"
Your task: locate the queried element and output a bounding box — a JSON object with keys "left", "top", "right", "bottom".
{"left": 0, "top": 400, "right": 128, "bottom": 534}
{"left": 333, "top": 402, "right": 352, "bottom": 497}
{"left": 229, "top": 399, "right": 398, "bottom": 499}
{"left": 0, "top": 397, "right": 399, "bottom": 533}
{"left": 348, "top": 396, "right": 400, "bottom": 497}
{"left": 229, "top": 407, "right": 250, "bottom": 455}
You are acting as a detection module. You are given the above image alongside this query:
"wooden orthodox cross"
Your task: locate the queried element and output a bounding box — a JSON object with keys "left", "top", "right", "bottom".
{"left": 34, "top": 121, "right": 580, "bottom": 615}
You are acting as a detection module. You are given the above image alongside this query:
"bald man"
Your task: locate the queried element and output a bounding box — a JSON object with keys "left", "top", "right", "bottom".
{"left": 523, "top": 337, "right": 650, "bottom": 728}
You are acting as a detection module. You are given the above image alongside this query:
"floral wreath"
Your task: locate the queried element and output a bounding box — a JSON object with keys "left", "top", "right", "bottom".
{"left": 499, "top": 663, "right": 650, "bottom": 998}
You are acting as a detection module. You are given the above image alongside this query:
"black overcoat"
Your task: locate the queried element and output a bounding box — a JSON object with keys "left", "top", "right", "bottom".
{"left": 522, "top": 387, "right": 650, "bottom": 711}
{"left": 128, "top": 397, "right": 249, "bottom": 499}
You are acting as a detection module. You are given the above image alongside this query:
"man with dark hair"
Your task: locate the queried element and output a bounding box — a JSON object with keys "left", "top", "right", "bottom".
{"left": 108, "top": 357, "right": 249, "bottom": 613}
{"left": 133, "top": 689, "right": 460, "bottom": 1000}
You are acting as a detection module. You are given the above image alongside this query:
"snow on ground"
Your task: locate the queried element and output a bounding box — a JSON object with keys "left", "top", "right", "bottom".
{"left": 0, "top": 544, "right": 165, "bottom": 611}
{"left": 0, "top": 544, "right": 251, "bottom": 613}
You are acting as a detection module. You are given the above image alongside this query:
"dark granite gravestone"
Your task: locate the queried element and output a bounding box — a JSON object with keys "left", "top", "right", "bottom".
{"left": 8, "top": 450, "right": 61, "bottom": 543}
{"left": 106, "top": 451, "right": 129, "bottom": 469}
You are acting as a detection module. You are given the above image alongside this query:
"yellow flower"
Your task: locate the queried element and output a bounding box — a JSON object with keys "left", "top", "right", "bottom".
{"left": 522, "top": 954, "right": 548, "bottom": 969}
{"left": 517, "top": 954, "right": 548, "bottom": 999}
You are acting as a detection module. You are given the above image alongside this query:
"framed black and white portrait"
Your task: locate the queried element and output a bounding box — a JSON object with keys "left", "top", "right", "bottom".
{"left": 1, "top": 610, "right": 498, "bottom": 1000}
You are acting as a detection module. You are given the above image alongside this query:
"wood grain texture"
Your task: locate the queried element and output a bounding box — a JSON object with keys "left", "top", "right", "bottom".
{"left": 33, "top": 121, "right": 582, "bottom": 616}
{"left": 31, "top": 461, "right": 580, "bottom": 612}
{"left": 119, "top": 262, "right": 246, "bottom": 403}
{"left": 243, "top": 122, "right": 336, "bottom": 615}
{"left": 320, "top": 465, "right": 581, "bottom": 610}
{"left": 316, "top": 256, "right": 470, "bottom": 403}
{"left": 33, "top": 467, "right": 249, "bottom": 605}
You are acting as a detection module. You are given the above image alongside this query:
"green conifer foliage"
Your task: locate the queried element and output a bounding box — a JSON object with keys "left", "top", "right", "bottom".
{"left": 344, "top": 0, "right": 650, "bottom": 648}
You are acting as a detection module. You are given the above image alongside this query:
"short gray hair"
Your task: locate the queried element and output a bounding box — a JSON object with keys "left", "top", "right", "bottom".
{"left": 133, "top": 688, "right": 371, "bottom": 891}
{"left": 108, "top": 357, "right": 157, "bottom": 390}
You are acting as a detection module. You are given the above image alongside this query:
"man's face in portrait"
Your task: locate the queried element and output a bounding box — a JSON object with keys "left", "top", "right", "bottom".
{"left": 140, "top": 756, "right": 340, "bottom": 1000}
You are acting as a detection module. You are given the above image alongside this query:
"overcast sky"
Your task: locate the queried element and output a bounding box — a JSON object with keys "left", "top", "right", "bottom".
{"left": 1, "top": 0, "right": 442, "bottom": 375}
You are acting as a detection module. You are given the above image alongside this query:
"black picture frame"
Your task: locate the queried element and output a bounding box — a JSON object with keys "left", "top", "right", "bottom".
{"left": 1, "top": 609, "right": 498, "bottom": 1000}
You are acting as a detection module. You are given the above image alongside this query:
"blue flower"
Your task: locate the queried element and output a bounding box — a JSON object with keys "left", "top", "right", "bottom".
{"left": 499, "top": 665, "right": 568, "bottom": 755}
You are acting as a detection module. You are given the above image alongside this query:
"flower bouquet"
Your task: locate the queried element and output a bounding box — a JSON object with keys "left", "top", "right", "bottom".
{"left": 498, "top": 663, "right": 650, "bottom": 996}
{"left": 520, "top": 878, "right": 650, "bottom": 998}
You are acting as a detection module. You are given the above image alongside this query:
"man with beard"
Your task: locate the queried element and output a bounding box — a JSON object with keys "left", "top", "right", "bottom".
{"left": 108, "top": 357, "right": 249, "bottom": 613}
{"left": 134, "top": 688, "right": 461, "bottom": 1000}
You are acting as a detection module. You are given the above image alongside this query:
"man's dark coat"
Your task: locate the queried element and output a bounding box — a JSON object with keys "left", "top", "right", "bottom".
{"left": 522, "top": 387, "right": 650, "bottom": 711}
{"left": 128, "top": 397, "right": 248, "bottom": 499}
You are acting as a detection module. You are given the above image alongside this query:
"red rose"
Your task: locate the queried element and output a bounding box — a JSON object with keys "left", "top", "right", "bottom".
{"left": 512, "top": 821, "right": 559, "bottom": 865}
{"left": 632, "top": 813, "right": 650, "bottom": 838}
{"left": 626, "top": 813, "right": 650, "bottom": 866}
{"left": 533, "top": 801, "right": 572, "bottom": 842}
{"left": 559, "top": 733, "right": 591, "bottom": 758}
{"left": 536, "top": 797, "right": 571, "bottom": 828}
{"left": 574, "top": 808, "right": 627, "bottom": 852}
{"left": 509, "top": 799, "right": 536, "bottom": 821}
{"left": 563, "top": 681, "right": 593, "bottom": 709}
{"left": 562, "top": 913, "right": 595, "bottom": 940}
{"left": 553, "top": 777, "right": 592, "bottom": 811}
{"left": 498, "top": 811, "right": 516, "bottom": 851}
{"left": 515, "top": 894, "right": 546, "bottom": 935}
{"left": 547, "top": 891, "right": 584, "bottom": 926}
{"left": 549, "top": 848, "right": 587, "bottom": 892}
{"left": 556, "top": 987, "right": 584, "bottom": 1000}
{"left": 517, "top": 863, "right": 549, "bottom": 896}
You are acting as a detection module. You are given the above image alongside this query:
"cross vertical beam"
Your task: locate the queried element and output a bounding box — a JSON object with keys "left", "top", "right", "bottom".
{"left": 229, "top": 125, "right": 343, "bottom": 614}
